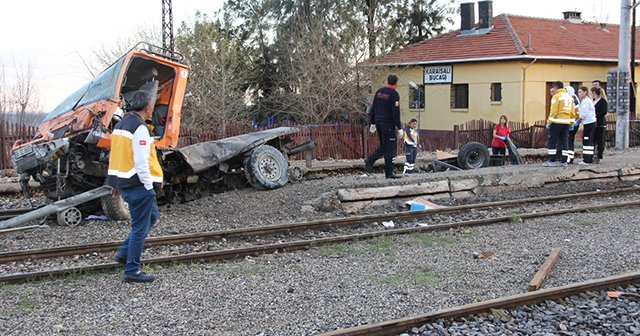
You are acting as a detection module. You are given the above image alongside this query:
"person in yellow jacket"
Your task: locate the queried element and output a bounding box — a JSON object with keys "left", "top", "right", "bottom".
{"left": 543, "top": 81, "right": 577, "bottom": 167}
{"left": 107, "top": 90, "right": 163, "bottom": 283}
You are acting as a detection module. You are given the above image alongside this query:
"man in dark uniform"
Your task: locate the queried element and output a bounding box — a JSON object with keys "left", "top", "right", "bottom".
{"left": 364, "top": 74, "right": 403, "bottom": 179}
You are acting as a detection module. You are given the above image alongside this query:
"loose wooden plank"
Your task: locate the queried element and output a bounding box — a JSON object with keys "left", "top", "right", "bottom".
{"left": 528, "top": 248, "right": 562, "bottom": 292}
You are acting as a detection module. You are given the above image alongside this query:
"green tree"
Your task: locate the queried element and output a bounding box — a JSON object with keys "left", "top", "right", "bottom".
{"left": 175, "top": 12, "right": 253, "bottom": 132}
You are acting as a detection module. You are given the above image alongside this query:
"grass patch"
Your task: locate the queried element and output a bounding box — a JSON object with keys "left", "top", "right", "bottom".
{"left": 17, "top": 299, "right": 39, "bottom": 310}
{"left": 459, "top": 228, "right": 474, "bottom": 236}
{"left": 0, "top": 283, "right": 14, "bottom": 295}
{"left": 413, "top": 234, "right": 458, "bottom": 247}
{"left": 509, "top": 213, "right": 523, "bottom": 223}
{"left": 579, "top": 219, "right": 596, "bottom": 226}
{"left": 368, "top": 236, "right": 395, "bottom": 253}
{"left": 315, "top": 243, "right": 355, "bottom": 257}
{"left": 412, "top": 270, "right": 441, "bottom": 286}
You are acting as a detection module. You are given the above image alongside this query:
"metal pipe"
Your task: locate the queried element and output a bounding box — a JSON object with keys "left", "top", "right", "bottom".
{"left": 0, "top": 186, "right": 112, "bottom": 230}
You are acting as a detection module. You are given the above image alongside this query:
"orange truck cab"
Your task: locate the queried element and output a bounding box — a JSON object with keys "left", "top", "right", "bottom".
{"left": 11, "top": 43, "right": 189, "bottom": 199}
{"left": 12, "top": 43, "right": 313, "bottom": 217}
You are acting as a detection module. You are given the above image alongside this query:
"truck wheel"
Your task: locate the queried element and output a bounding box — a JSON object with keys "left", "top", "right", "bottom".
{"left": 457, "top": 142, "right": 490, "bottom": 170}
{"left": 57, "top": 207, "right": 82, "bottom": 226}
{"left": 248, "top": 145, "right": 289, "bottom": 190}
{"left": 243, "top": 156, "right": 263, "bottom": 189}
{"left": 101, "top": 193, "right": 130, "bottom": 221}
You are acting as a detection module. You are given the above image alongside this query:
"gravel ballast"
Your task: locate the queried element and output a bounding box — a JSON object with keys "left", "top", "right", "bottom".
{"left": 2, "top": 205, "right": 640, "bottom": 335}
{"left": 410, "top": 285, "right": 640, "bottom": 336}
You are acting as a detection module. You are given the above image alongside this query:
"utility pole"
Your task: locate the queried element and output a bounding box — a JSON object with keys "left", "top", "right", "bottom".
{"left": 615, "top": 0, "right": 632, "bottom": 149}
{"left": 162, "top": 0, "right": 174, "bottom": 51}
{"left": 632, "top": 0, "right": 637, "bottom": 120}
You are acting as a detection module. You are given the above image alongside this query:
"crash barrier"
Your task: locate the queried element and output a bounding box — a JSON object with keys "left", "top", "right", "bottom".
{"left": 1, "top": 117, "right": 639, "bottom": 169}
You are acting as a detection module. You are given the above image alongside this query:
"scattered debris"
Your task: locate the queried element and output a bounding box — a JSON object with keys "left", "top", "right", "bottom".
{"left": 381, "top": 221, "right": 395, "bottom": 228}
{"left": 473, "top": 251, "right": 494, "bottom": 259}
{"left": 607, "top": 291, "right": 640, "bottom": 299}
{"left": 85, "top": 215, "right": 109, "bottom": 221}
{"left": 406, "top": 197, "right": 445, "bottom": 211}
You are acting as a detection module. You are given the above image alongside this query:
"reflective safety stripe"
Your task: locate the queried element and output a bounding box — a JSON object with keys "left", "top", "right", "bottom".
{"left": 584, "top": 150, "right": 594, "bottom": 154}
{"left": 584, "top": 146, "right": 595, "bottom": 150}
{"left": 548, "top": 117, "right": 575, "bottom": 124}
{"left": 548, "top": 149, "right": 556, "bottom": 154}
{"left": 112, "top": 129, "right": 134, "bottom": 139}
{"left": 583, "top": 137, "right": 590, "bottom": 140}
{"left": 107, "top": 168, "right": 137, "bottom": 179}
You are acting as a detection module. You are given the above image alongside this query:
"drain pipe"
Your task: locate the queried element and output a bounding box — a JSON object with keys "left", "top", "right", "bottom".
{"left": 521, "top": 58, "right": 538, "bottom": 123}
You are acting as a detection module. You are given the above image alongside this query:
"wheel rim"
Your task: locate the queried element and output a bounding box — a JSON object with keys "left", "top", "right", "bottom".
{"left": 258, "top": 154, "right": 281, "bottom": 181}
{"left": 290, "top": 167, "right": 303, "bottom": 181}
{"left": 465, "top": 150, "right": 484, "bottom": 168}
{"left": 61, "top": 208, "right": 82, "bottom": 226}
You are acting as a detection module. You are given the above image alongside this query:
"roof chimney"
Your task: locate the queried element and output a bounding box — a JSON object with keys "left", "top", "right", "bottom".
{"left": 460, "top": 2, "right": 475, "bottom": 32}
{"left": 478, "top": 1, "right": 493, "bottom": 29}
{"left": 562, "top": 11, "right": 582, "bottom": 23}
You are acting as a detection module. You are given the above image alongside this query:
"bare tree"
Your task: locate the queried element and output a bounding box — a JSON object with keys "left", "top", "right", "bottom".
{"left": 0, "top": 61, "right": 7, "bottom": 118}
{"left": 92, "top": 25, "right": 161, "bottom": 71}
{"left": 8, "top": 60, "right": 41, "bottom": 128}
{"left": 274, "top": 10, "right": 368, "bottom": 124}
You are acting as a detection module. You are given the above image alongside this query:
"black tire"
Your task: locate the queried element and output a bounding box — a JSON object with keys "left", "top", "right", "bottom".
{"left": 457, "top": 142, "right": 490, "bottom": 170}
{"left": 243, "top": 156, "right": 264, "bottom": 190}
{"left": 247, "top": 145, "right": 289, "bottom": 190}
{"left": 101, "top": 192, "right": 130, "bottom": 221}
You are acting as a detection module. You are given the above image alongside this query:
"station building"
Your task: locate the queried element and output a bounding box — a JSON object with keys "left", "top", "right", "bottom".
{"left": 368, "top": 1, "right": 640, "bottom": 130}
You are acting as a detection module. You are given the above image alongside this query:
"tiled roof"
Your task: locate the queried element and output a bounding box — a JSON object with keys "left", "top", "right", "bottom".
{"left": 370, "top": 14, "right": 640, "bottom": 66}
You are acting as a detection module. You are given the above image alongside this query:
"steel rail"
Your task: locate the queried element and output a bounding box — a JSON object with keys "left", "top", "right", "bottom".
{"left": 2, "top": 199, "right": 640, "bottom": 284}
{"left": 0, "top": 208, "right": 36, "bottom": 220}
{"left": 319, "top": 271, "right": 640, "bottom": 336}
{"left": 1, "top": 186, "right": 639, "bottom": 264}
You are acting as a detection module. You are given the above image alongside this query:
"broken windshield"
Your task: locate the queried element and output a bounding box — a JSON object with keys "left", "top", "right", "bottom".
{"left": 43, "top": 57, "right": 125, "bottom": 122}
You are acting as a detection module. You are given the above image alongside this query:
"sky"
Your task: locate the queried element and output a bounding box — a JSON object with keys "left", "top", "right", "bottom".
{"left": 0, "top": 0, "right": 629, "bottom": 111}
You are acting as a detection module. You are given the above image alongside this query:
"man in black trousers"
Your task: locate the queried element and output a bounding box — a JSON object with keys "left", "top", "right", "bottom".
{"left": 364, "top": 74, "right": 403, "bottom": 179}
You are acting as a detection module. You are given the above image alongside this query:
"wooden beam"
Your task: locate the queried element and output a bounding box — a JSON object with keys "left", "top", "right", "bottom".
{"left": 528, "top": 248, "right": 562, "bottom": 292}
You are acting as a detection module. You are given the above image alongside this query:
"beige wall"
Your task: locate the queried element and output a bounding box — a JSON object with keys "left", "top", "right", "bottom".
{"left": 371, "top": 60, "right": 640, "bottom": 131}
{"left": 521, "top": 61, "right": 616, "bottom": 124}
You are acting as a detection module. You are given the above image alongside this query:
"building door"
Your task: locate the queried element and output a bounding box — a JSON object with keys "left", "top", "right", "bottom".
{"left": 544, "top": 82, "right": 553, "bottom": 119}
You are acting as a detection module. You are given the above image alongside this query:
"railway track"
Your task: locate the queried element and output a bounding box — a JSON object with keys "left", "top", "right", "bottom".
{"left": 319, "top": 271, "right": 640, "bottom": 335}
{"left": 2, "top": 186, "right": 640, "bottom": 284}
{"left": 3, "top": 185, "right": 640, "bottom": 262}
{"left": 0, "top": 207, "right": 37, "bottom": 221}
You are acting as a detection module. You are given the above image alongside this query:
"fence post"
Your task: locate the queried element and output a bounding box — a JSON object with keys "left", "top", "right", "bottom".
{"left": 362, "top": 126, "right": 368, "bottom": 159}
{"left": 529, "top": 126, "right": 535, "bottom": 148}
{"left": 0, "top": 121, "right": 4, "bottom": 170}
{"left": 453, "top": 124, "right": 459, "bottom": 149}
{"left": 306, "top": 128, "right": 315, "bottom": 168}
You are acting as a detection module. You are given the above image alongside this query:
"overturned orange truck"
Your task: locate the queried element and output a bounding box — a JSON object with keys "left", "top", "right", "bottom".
{"left": 11, "top": 43, "right": 313, "bottom": 220}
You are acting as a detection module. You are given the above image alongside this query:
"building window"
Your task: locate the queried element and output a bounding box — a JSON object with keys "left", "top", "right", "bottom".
{"left": 569, "top": 82, "right": 580, "bottom": 94}
{"left": 451, "top": 84, "right": 469, "bottom": 109}
{"left": 490, "top": 83, "right": 502, "bottom": 102}
{"left": 409, "top": 84, "right": 425, "bottom": 109}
